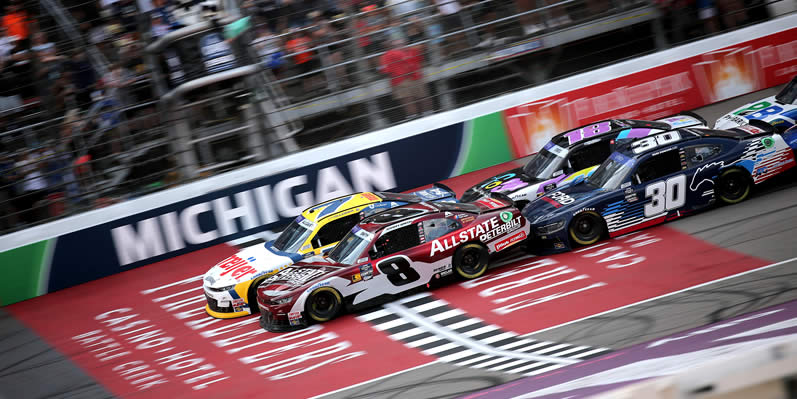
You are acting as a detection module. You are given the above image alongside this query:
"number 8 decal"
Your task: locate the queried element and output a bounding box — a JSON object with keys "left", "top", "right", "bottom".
{"left": 644, "top": 174, "right": 686, "bottom": 217}
{"left": 377, "top": 256, "right": 421, "bottom": 286}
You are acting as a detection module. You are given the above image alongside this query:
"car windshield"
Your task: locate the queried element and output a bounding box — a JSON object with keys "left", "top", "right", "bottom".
{"left": 776, "top": 77, "right": 797, "bottom": 104}
{"left": 272, "top": 218, "right": 313, "bottom": 253}
{"left": 586, "top": 152, "right": 637, "bottom": 190}
{"left": 522, "top": 142, "right": 568, "bottom": 180}
{"left": 328, "top": 230, "right": 371, "bottom": 265}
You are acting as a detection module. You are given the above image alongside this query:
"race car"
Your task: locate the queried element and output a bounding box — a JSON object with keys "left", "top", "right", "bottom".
{"left": 460, "top": 114, "right": 706, "bottom": 207}
{"left": 202, "top": 184, "right": 456, "bottom": 319}
{"left": 522, "top": 122, "right": 797, "bottom": 254}
{"left": 714, "top": 75, "right": 797, "bottom": 132}
{"left": 256, "top": 196, "right": 530, "bottom": 331}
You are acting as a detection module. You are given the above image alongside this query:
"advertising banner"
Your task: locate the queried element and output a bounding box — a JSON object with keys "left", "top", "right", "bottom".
{"left": 503, "top": 28, "right": 797, "bottom": 157}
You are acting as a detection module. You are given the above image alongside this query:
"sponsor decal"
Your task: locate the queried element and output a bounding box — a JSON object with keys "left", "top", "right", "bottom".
{"left": 265, "top": 268, "right": 325, "bottom": 286}
{"left": 457, "top": 214, "right": 475, "bottom": 224}
{"left": 361, "top": 192, "right": 381, "bottom": 202}
{"left": 761, "top": 137, "right": 775, "bottom": 148}
{"left": 499, "top": 211, "right": 513, "bottom": 223}
{"left": 548, "top": 191, "right": 575, "bottom": 205}
{"left": 573, "top": 207, "right": 596, "bottom": 216}
{"left": 382, "top": 219, "right": 414, "bottom": 233}
{"left": 217, "top": 256, "right": 257, "bottom": 280}
{"left": 418, "top": 224, "right": 426, "bottom": 243}
{"left": 298, "top": 217, "right": 316, "bottom": 230}
{"left": 433, "top": 264, "right": 453, "bottom": 276}
{"left": 309, "top": 281, "right": 330, "bottom": 290}
{"left": 494, "top": 230, "right": 527, "bottom": 252}
{"left": 357, "top": 257, "right": 368, "bottom": 263}
{"left": 553, "top": 241, "right": 566, "bottom": 249}
{"left": 360, "top": 264, "right": 373, "bottom": 280}
{"left": 288, "top": 311, "right": 302, "bottom": 326}
{"left": 476, "top": 197, "right": 506, "bottom": 209}
{"left": 624, "top": 187, "right": 639, "bottom": 202}
{"left": 352, "top": 226, "right": 374, "bottom": 241}
{"left": 430, "top": 216, "right": 522, "bottom": 256}
{"left": 351, "top": 273, "right": 362, "bottom": 283}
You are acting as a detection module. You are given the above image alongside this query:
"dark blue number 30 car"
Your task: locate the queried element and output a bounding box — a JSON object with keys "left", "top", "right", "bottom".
{"left": 522, "top": 122, "right": 797, "bottom": 254}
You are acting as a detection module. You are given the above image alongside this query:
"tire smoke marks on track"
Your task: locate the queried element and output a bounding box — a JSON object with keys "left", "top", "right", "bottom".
{"left": 7, "top": 245, "right": 432, "bottom": 399}
{"left": 433, "top": 227, "right": 768, "bottom": 335}
{"left": 357, "top": 292, "right": 611, "bottom": 376}
{"left": 462, "top": 299, "right": 797, "bottom": 399}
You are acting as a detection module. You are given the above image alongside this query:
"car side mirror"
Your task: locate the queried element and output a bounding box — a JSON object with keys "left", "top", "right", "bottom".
{"left": 692, "top": 154, "right": 704, "bottom": 163}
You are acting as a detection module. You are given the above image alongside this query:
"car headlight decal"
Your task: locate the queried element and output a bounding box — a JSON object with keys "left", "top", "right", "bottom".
{"left": 271, "top": 296, "right": 293, "bottom": 305}
{"left": 536, "top": 220, "right": 565, "bottom": 234}
{"left": 209, "top": 284, "right": 236, "bottom": 292}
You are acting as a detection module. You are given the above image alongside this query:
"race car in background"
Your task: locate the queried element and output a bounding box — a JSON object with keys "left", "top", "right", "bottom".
{"left": 715, "top": 75, "right": 797, "bottom": 132}
{"left": 256, "top": 196, "right": 530, "bottom": 331}
{"left": 460, "top": 114, "right": 706, "bottom": 207}
{"left": 522, "top": 122, "right": 796, "bottom": 254}
{"left": 202, "top": 184, "right": 456, "bottom": 319}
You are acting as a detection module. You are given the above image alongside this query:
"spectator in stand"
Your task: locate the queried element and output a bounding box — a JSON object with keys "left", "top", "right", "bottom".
{"left": 0, "top": 150, "right": 19, "bottom": 230}
{"left": 379, "top": 37, "right": 432, "bottom": 119}
{"left": 6, "top": 35, "right": 36, "bottom": 100}
{"left": 253, "top": 26, "right": 284, "bottom": 76}
{"left": 2, "top": 1, "right": 30, "bottom": 44}
{"left": 404, "top": 15, "right": 427, "bottom": 45}
{"left": 31, "top": 31, "right": 66, "bottom": 112}
{"left": 68, "top": 50, "right": 97, "bottom": 110}
{"left": 696, "top": 0, "right": 719, "bottom": 34}
{"left": 354, "top": 5, "right": 387, "bottom": 70}
{"left": 433, "top": 0, "right": 468, "bottom": 56}
{"left": 285, "top": 28, "right": 323, "bottom": 95}
{"left": 151, "top": 14, "right": 171, "bottom": 38}
{"left": 310, "top": 11, "right": 351, "bottom": 88}
{"left": 716, "top": 0, "right": 746, "bottom": 28}
{"left": 12, "top": 149, "right": 50, "bottom": 224}
{"left": 101, "top": 62, "right": 134, "bottom": 100}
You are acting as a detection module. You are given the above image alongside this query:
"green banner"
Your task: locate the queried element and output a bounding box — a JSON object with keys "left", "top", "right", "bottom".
{"left": 0, "top": 240, "right": 49, "bottom": 306}
{"left": 456, "top": 112, "right": 513, "bottom": 175}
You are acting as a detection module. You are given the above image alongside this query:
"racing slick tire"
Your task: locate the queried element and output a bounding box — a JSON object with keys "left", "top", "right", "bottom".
{"left": 305, "top": 287, "right": 343, "bottom": 323}
{"left": 569, "top": 211, "right": 605, "bottom": 246}
{"left": 247, "top": 277, "right": 268, "bottom": 314}
{"left": 716, "top": 168, "right": 752, "bottom": 204}
{"left": 453, "top": 243, "right": 489, "bottom": 279}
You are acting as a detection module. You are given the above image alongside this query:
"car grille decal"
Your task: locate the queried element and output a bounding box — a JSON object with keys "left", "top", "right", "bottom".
{"left": 357, "top": 292, "right": 610, "bottom": 375}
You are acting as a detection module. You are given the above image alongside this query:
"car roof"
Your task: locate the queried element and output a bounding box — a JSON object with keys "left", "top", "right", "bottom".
{"left": 301, "top": 192, "right": 385, "bottom": 223}
{"left": 357, "top": 202, "right": 438, "bottom": 234}
{"left": 549, "top": 119, "right": 674, "bottom": 148}
{"left": 613, "top": 127, "right": 756, "bottom": 158}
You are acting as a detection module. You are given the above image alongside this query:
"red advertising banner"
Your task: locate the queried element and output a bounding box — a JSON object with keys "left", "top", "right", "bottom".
{"left": 503, "top": 28, "right": 797, "bottom": 157}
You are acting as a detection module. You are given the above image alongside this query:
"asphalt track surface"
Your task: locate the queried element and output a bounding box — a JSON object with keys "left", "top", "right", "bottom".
{"left": 1, "top": 86, "right": 795, "bottom": 399}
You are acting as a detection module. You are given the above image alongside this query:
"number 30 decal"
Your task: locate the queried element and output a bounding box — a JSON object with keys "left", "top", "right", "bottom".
{"left": 377, "top": 256, "right": 421, "bottom": 286}
{"left": 644, "top": 174, "right": 686, "bottom": 217}
{"left": 632, "top": 132, "right": 681, "bottom": 154}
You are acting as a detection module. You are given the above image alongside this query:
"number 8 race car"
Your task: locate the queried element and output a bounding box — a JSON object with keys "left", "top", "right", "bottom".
{"left": 256, "top": 196, "right": 530, "bottom": 331}
{"left": 202, "top": 185, "right": 456, "bottom": 319}
{"left": 522, "top": 122, "right": 797, "bottom": 254}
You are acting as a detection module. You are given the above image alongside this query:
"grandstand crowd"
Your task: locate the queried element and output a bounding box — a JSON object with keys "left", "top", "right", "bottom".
{"left": 0, "top": 0, "right": 772, "bottom": 232}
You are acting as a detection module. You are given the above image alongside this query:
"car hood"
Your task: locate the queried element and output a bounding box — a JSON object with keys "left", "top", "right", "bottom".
{"left": 461, "top": 168, "right": 541, "bottom": 201}
{"left": 715, "top": 95, "right": 794, "bottom": 129}
{"left": 203, "top": 242, "right": 305, "bottom": 289}
{"left": 522, "top": 183, "right": 606, "bottom": 224}
{"left": 257, "top": 259, "right": 343, "bottom": 298}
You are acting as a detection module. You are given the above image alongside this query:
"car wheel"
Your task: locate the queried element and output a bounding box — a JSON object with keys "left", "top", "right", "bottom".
{"left": 569, "top": 212, "right": 605, "bottom": 246}
{"left": 305, "top": 287, "right": 343, "bottom": 323}
{"left": 716, "top": 168, "right": 751, "bottom": 204}
{"left": 246, "top": 278, "right": 266, "bottom": 315}
{"left": 453, "top": 243, "right": 489, "bottom": 279}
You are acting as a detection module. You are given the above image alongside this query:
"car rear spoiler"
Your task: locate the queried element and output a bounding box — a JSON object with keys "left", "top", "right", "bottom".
{"left": 729, "top": 119, "right": 777, "bottom": 136}
{"left": 659, "top": 111, "right": 708, "bottom": 128}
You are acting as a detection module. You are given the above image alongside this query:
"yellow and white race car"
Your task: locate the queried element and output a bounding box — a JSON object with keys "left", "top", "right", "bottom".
{"left": 202, "top": 185, "right": 456, "bottom": 318}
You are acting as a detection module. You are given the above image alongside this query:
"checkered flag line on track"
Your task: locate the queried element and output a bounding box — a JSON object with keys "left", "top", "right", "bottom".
{"left": 356, "top": 292, "right": 611, "bottom": 376}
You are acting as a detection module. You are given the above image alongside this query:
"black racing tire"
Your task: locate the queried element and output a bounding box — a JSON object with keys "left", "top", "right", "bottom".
{"left": 716, "top": 168, "right": 752, "bottom": 204}
{"left": 305, "top": 287, "right": 343, "bottom": 323}
{"left": 247, "top": 277, "right": 267, "bottom": 315}
{"left": 453, "top": 242, "right": 490, "bottom": 279}
{"left": 569, "top": 211, "right": 605, "bottom": 246}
